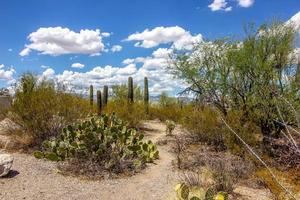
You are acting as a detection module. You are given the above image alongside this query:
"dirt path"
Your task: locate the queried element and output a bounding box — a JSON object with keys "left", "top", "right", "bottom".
{"left": 0, "top": 120, "right": 178, "bottom": 200}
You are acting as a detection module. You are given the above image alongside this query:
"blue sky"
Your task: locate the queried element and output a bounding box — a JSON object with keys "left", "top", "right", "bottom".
{"left": 0, "top": 0, "right": 299, "bottom": 95}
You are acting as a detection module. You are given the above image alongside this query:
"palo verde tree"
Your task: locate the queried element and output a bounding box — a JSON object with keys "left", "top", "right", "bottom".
{"left": 170, "top": 21, "right": 299, "bottom": 138}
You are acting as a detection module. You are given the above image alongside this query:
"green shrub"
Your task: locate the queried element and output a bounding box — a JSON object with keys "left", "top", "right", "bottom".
{"left": 104, "top": 100, "right": 147, "bottom": 128}
{"left": 34, "top": 114, "right": 159, "bottom": 174}
{"left": 10, "top": 73, "right": 91, "bottom": 146}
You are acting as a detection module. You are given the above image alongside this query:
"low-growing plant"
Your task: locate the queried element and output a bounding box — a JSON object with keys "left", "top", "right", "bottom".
{"left": 34, "top": 114, "right": 159, "bottom": 174}
{"left": 166, "top": 120, "right": 176, "bottom": 136}
{"left": 174, "top": 182, "right": 228, "bottom": 200}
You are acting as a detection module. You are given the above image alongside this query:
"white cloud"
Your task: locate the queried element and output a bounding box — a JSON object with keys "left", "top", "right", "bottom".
{"left": 152, "top": 48, "right": 172, "bottom": 58}
{"left": 41, "top": 65, "right": 51, "bottom": 69}
{"left": 42, "top": 68, "right": 55, "bottom": 78}
{"left": 111, "top": 45, "right": 122, "bottom": 52}
{"left": 8, "top": 48, "right": 13, "bottom": 52}
{"left": 237, "top": 0, "right": 254, "bottom": 8}
{"left": 122, "top": 58, "right": 135, "bottom": 65}
{"left": 19, "top": 47, "right": 31, "bottom": 56}
{"left": 41, "top": 52, "right": 186, "bottom": 96}
{"left": 126, "top": 26, "right": 202, "bottom": 50}
{"left": 71, "top": 63, "right": 85, "bottom": 69}
{"left": 20, "top": 27, "right": 107, "bottom": 56}
{"left": 0, "top": 64, "right": 16, "bottom": 84}
{"left": 208, "top": 0, "right": 232, "bottom": 12}
{"left": 101, "top": 32, "right": 111, "bottom": 37}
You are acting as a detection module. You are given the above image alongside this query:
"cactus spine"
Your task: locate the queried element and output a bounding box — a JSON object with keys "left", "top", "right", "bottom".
{"left": 128, "top": 77, "right": 134, "bottom": 103}
{"left": 144, "top": 77, "right": 149, "bottom": 114}
{"left": 97, "top": 90, "right": 102, "bottom": 115}
{"left": 89, "top": 85, "right": 94, "bottom": 106}
{"left": 103, "top": 85, "right": 108, "bottom": 107}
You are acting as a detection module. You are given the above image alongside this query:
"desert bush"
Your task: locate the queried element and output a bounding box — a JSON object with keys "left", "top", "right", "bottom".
{"left": 104, "top": 100, "right": 146, "bottom": 128}
{"left": 34, "top": 114, "right": 159, "bottom": 176}
{"left": 10, "top": 73, "right": 91, "bottom": 146}
{"left": 181, "top": 106, "right": 225, "bottom": 149}
{"left": 170, "top": 21, "right": 299, "bottom": 147}
{"left": 149, "top": 95, "right": 191, "bottom": 122}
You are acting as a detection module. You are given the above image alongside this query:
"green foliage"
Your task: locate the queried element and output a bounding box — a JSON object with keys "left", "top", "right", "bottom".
{"left": 104, "top": 100, "right": 147, "bottom": 128}
{"left": 10, "top": 73, "right": 91, "bottom": 146}
{"left": 34, "top": 114, "right": 159, "bottom": 171}
{"left": 171, "top": 21, "right": 299, "bottom": 150}
{"left": 150, "top": 92, "right": 188, "bottom": 122}
{"left": 111, "top": 84, "right": 143, "bottom": 102}
{"left": 166, "top": 120, "right": 176, "bottom": 136}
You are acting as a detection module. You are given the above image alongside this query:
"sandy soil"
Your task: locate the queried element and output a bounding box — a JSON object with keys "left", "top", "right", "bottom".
{"left": 0, "top": 120, "right": 178, "bottom": 200}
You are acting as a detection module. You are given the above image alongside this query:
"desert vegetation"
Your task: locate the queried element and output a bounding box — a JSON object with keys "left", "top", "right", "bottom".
{"left": 0, "top": 19, "right": 300, "bottom": 200}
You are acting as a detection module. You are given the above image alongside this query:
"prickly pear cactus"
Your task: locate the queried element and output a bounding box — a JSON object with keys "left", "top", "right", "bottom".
{"left": 33, "top": 114, "right": 159, "bottom": 170}
{"left": 166, "top": 120, "right": 176, "bottom": 136}
{"left": 214, "top": 192, "right": 228, "bottom": 200}
{"left": 175, "top": 183, "right": 190, "bottom": 200}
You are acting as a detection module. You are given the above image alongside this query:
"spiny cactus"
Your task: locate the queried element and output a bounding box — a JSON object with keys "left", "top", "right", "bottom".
{"left": 103, "top": 85, "right": 108, "bottom": 107}
{"left": 89, "top": 85, "right": 94, "bottom": 106}
{"left": 144, "top": 77, "right": 149, "bottom": 114}
{"left": 166, "top": 120, "right": 176, "bottom": 136}
{"left": 174, "top": 182, "right": 228, "bottom": 200}
{"left": 128, "top": 76, "right": 134, "bottom": 103}
{"left": 33, "top": 114, "right": 159, "bottom": 169}
{"left": 97, "top": 90, "right": 102, "bottom": 115}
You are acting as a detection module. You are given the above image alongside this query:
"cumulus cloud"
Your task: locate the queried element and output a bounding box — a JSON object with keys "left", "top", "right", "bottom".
{"left": 152, "top": 48, "right": 172, "bottom": 58}
{"left": 101, "top": 32, "right": 111, "bottom": 37}
{"left": 0, "top": 64, "right": 16, "bottom": 84}
{"left": 42, "top": 68, "right": 55, "bottom": 78}
{"left": 40, "top": 51, "right": 186, "bottom": 96}
{"left": 71, "top": 63, "right": 85, "bottom": 69}
{"left": 111, "top": 45, "right": 122, "bottom": 52}
{"left": 122, "top": 58, "right": 135, "bottom": 65}
{"left": 208, "top": 0, "right": 232, "bottom": 12}
{"left": 19, "top": 48, "right": 31, "bottom": 56}
{"left": 20, "top": 27, "right": 107, "bottom": 56}
{"left": 237, "top": 0, "right": 254, "bottom": 8}
{"left": 126, "top": 26, "right": 202, "bottom": 50}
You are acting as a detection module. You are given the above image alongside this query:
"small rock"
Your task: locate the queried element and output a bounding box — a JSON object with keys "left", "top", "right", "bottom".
{"left": 0, "top": 154, "right": 14, "bottom": 177}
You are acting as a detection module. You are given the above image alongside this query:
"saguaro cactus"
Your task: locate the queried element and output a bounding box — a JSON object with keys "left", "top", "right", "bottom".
{"left": 128, "top": 77, "right": 134, "bottom": 103}
{"left": 103, "top": 85, "right": 108, "bottom": 107}
{"left": 89, "top": 85, "right": 94, "bottom": 106}
{"left": 144, "top": 77, "right": 149, "bottom": 113}
{"left": 97, "top": 90, "right": 102, "bottom": 115}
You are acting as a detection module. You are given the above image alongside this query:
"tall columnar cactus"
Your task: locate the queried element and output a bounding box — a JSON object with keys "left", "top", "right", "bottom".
{"left": 103, "top": 85, "right": 108, "bottom": 107}
{"left": 97, "top": 90, "right": 102, "bottom": 115}
{"left": 128, "top": 76, "right": 134, "bottom": 103}
{"left": 89, "top": 85, "right": 94, "bottom": 106}
{"left": 144, "top": 77, "right": 149, "bottom": 113}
